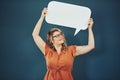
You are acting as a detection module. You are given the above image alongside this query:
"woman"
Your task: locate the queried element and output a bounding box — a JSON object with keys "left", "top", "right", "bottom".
{"left": 32, "top": 8, "right": 95, "bottom": 80}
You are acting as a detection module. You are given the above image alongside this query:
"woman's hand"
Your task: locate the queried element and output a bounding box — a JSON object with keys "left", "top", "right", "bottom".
{"left": 41, "top": 8, "right": 48, "bottom": 18}
{"left": 88, "top": 18, "right": 94, "bottom": 29}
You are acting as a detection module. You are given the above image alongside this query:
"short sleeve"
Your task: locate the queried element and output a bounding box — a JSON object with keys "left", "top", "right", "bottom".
{"left": 70, "top": 45, "right": 77, "bottom": 57}
{"left": 44, "top": 43, "right": 51, "bottom": 56}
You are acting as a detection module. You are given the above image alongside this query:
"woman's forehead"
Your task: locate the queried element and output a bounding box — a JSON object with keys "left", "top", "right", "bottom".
{"left": 53, "top": 31, "right": 61, "bottom": 35}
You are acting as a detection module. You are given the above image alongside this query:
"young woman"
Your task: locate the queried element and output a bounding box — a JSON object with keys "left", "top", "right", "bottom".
{"left": 32, "top": 8, "right": 95, "bottom": 80}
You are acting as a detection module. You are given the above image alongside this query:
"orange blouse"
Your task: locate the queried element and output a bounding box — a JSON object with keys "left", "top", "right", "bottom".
{"left": 44, "top": 44, "right": 76, "bottom": 80}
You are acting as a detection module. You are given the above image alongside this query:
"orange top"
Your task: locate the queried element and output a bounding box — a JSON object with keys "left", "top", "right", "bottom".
{"left": 44, "top": 44, "right": 76, "bottom": 80}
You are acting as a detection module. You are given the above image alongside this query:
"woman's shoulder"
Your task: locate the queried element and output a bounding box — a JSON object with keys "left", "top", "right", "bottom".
{"left": 44, "top": 43, "right": 53, "bottom": 55}
{"left": 67, "top": 45, "right": 76, "bottom": 48}
{"left": 66, "top": 45, "right": 77, "bottom": 56}
{"left": 67, "top": 45, "right": 76, "bottom": 51}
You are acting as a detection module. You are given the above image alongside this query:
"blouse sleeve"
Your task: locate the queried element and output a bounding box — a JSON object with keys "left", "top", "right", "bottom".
{"left": 70, "top": 45, "right": 77, "bottom": 57}
{"left": 44, "top": 43, "right": 51, "bottom": 56}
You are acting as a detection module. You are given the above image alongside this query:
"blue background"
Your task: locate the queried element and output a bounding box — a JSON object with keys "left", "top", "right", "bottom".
{"left": 0, "top": 0, "right": 120, "bottom": 80}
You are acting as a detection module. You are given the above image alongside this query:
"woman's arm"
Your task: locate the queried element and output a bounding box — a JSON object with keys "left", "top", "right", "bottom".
{"left": 74, "top": 18, "right": 95, "bottom": 56}
{"left": 32, "top": 8, "right": 47, "bottom": 55}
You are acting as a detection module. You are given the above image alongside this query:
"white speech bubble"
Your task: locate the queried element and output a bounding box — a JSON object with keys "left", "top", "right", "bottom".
{"left": 45, "top": 1, "right": 91, "bottom": 36}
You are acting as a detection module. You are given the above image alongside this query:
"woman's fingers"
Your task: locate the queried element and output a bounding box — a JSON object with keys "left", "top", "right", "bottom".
{"left": 41, "top": 8, "right": 48, "bottom": 17}
{"left": 88, "top": 18, "right": 94, "bottom": 28}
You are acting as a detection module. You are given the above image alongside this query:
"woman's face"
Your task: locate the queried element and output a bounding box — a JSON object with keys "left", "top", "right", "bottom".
{"left": 52, "top": 31, "right": 65, "bottom": 45}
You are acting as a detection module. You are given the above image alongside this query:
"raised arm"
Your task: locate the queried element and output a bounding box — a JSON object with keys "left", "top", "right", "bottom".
{"left": 74, "top": 18, "right": 95, "bottom": 56}
{"left": 32, "top": 8, "right": 47, "bottom": 55}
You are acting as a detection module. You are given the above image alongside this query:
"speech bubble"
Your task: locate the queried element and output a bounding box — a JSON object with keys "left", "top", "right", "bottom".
{"left": 45, "top": 1, "right": 91, "bottom": 36}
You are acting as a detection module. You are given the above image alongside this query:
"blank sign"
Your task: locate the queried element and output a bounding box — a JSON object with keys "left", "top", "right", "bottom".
{"left": 45, "top": 1, "right": 91, "bottom": 35}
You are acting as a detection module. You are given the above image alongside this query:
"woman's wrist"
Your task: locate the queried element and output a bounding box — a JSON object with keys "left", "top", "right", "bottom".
{"left": 88, "top": 27, "right": 92, "bottom": 29}
{"left": 40, "top": 15, "right": 45, "bottom": 19}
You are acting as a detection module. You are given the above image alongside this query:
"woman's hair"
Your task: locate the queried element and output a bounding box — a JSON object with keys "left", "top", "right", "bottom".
{"left": 46, "top": 28, "right": 67, "bottom": 51}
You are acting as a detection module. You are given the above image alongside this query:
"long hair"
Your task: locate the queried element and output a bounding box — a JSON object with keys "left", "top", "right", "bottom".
{"left": 46, "top": 28, "right": 67, "bottom": 51}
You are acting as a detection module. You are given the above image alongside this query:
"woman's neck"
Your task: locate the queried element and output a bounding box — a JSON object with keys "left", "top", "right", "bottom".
{"left": 54, "top": 44, "right": 62, "bottom": 54}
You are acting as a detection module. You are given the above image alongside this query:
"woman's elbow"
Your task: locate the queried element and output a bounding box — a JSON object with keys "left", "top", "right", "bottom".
{"left": 32, "top": 32, "right": 38, "bottom": 37}
{"left": 32, "top": 33, "right": 35, "bottom": 37}
{"left": 89, "top": 45, "right": 95, "bottom": 50}
{"left": 32, "top": 33, "right": 37, "bottom": 39}
{"left": 32, "top": 33, "right": 35, "bottom": 38}
{"left": 91, "top": 45, "right": 95, "bottom": 50}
